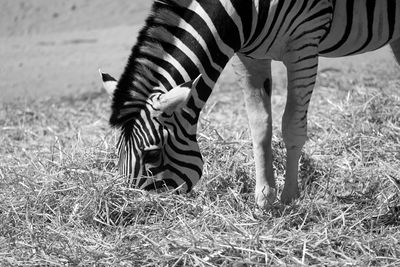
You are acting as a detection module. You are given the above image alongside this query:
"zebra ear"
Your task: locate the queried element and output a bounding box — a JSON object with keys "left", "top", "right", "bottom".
{"left": 157, "top": 74, "right": 202, "bottom": 113}
{"left": 99, "top": 69, "right": 117, "bottom": 96}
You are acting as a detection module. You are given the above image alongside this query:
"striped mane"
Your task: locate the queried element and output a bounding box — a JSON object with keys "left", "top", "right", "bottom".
{"left": 110, "top": 0, "right": 193, "bottom": 129}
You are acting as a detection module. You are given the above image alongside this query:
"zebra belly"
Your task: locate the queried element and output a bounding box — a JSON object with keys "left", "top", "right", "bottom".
{"left": 318, "top": 0, "right": 400, "bottom": 57}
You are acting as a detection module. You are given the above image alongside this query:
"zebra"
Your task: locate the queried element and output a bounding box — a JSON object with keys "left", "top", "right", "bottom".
{"left": 101, "top": 0, "right": 400, "bottom": 207}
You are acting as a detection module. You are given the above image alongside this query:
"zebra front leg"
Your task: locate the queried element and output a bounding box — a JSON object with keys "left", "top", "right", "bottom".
{"left": 233, "top": 54, "right": 276, "bottom": 207}
{"left": 281, "top": 50, "right": 319, "bottom": 204}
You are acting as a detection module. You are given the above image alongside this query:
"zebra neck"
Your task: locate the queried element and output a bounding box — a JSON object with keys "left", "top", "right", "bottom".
{"left": 111, "top": 0, "right": 247, "bottom": 128}
{"left": 137, "top": 2, "right": 243, "bottom": 97}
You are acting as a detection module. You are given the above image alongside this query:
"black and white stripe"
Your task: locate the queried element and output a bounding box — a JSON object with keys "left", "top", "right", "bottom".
{"left": 320, "top": 0, "right": 400, "bottom": 56}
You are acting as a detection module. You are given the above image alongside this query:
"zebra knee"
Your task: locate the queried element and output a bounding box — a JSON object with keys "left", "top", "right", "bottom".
{"left": 281, "top": 115, "right": 307, "bottom": 151}
{"left": 282, "top": 128, "right": 307, "bottom": 151}
{"left": 281, "top": 100, "right": 310, "bottom": 151}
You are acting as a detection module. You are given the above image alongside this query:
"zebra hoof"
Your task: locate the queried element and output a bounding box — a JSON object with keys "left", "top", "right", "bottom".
{"left": 255, "top": 186, "right": 277, "bottom": 208}
{"left": 280, "top": 186, "right": 300, "bottom": 205}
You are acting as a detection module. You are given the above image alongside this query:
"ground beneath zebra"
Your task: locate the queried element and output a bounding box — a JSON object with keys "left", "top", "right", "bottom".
{"left": 1, "top": 56, "right": 400, "bottom": 266}
{"left": 1, "top": 0, "right": 400, "bottom": 266}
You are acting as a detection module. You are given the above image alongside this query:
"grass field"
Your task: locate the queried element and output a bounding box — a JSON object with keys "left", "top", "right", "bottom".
{"left": 1, "top": 59, "right": 400, "bottom": 266}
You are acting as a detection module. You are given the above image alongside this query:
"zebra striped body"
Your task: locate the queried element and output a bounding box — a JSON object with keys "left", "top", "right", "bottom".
{"left": 104, "top": 0, "right": 400, "bottom": 205}
{"left": 320, "top": 0, "right": 400, "bottom": 57}
{"left": 240, "top": 1, "right": 400, "bottom": 60}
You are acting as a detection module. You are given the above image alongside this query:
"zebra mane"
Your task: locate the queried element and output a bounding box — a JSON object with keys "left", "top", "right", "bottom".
{"left": 110, "top": 0, "right": 194, "bottom": 129}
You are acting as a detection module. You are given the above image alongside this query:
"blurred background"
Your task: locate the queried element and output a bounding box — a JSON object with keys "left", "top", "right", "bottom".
{"left": 0, "top": 0, "right": 396, "bottom": 102}
{"left": 0, "top": 0, "right": 152, "bottom": 102}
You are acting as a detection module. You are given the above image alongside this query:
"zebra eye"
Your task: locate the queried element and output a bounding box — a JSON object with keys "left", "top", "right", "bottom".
{"left": 143, "top": 149, "right": 162, "bottom": 164}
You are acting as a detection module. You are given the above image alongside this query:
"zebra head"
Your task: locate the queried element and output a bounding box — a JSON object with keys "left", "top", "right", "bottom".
{"left": 100, "top": 71, "right": 203, "bottom": 193}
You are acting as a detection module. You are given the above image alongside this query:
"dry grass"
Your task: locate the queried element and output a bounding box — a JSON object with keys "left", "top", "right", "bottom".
{"left": 1, "top": 61, "right": 399, "bottom": 266}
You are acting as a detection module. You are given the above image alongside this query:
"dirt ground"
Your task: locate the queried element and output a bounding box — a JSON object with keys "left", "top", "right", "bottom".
{"left": 0, "top": 0, "right": 397, "bottom": 102}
